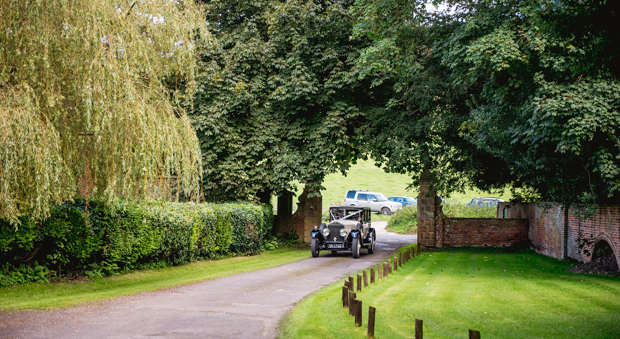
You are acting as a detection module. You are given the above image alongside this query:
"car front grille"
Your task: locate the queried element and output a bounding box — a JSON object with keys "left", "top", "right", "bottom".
{"left": 328, "top": 225, "right": 346, "bottom": 241}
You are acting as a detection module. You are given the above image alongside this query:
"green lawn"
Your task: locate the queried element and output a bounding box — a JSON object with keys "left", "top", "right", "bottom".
{"left": 275, "top": 159, "right": 512, "bottom": 212}
{"left": 279, "top": 247, "right": 620, "bottom": 339}
{"left": 0, "top": 247, "right": 310, "bottom": 310}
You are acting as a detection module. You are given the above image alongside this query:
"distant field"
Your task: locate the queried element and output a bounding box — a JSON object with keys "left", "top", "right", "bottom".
{"left": 275, "top": 160, "right": 511, "bottom": 212}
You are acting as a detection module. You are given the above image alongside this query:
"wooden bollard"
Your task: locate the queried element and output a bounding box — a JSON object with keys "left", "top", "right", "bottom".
{"left": 357, "top": 274, "right": 362, "bottom": 292}
{"left": 415, "top": 318, "right": 423, "bottom": 339}
{"left": 349, "top": 276, "right": 354, "bottom": 288}
{"left": 388, "top": 260, "right": 393, "bottom": 274}
{"left": 363, "top": 270, "right": 368, "bottom": 287}
{"left": 344, "top": 280, "right": 350, "bottom": 290}
{"left": 342, "top": 286, "right": 349, "bottom": 308}
{"left": 370, "top": 267, "right": 375, "bottom": 284}
{"left": 399, "top": 253, "right": 402, "bottom": 267}
{"left": 349, "top": 291, "right": 356, "bottom": 316}
{"left": 355, "top": 299, "right": 362, "bottom": 327}
{"left": 367, "top": 306, "right": 376, "bottom": 339}
{"left": 383, "top": 262, "right": 388, "bottom": 278}
{"left": 378, "top": 263, "right": 382, "bottom": 281}
{"left": 469, "top": 329, "right": 481, "bottom": 339}
{"left": 394, "top": 256, "right": 398, "bottom": 271}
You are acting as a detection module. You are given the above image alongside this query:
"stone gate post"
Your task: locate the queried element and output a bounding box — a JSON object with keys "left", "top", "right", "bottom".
{"left": 417, "top": 168, "right": 439, "bottom": 249}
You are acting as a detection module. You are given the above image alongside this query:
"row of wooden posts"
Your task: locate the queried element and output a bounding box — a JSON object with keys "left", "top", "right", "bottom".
{"left": 341, "top": 244, "right": 481, "bottom": 338}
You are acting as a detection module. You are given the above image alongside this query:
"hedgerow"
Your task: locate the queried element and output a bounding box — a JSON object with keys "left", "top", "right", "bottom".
{"left": 0, "top": 200, "right": 272, "bottom": 286}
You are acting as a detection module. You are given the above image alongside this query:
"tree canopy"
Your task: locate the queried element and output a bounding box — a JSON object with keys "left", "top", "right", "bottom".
{"left": 191, "top": 0, "right": 373, "bottom": 201}
{"left": 352, "top": 0, "right": 620, "bottom": 205}
{"left": 1, "top": 0, "right": 210, "bottom": 223}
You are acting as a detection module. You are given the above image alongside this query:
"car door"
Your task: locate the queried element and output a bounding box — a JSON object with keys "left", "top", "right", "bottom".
{"left": 356, "top": 193, "right": 369, "bottom": 208}
{"left": 366, "top": 194, "right": 380, "bottom": 212}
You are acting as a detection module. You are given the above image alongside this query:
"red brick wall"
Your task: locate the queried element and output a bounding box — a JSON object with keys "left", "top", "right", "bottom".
{"left": 438, "top": 217, "right": 529, "bottom": 247}
{"left": 499, "top": 202, "right": 620, "bottom": 268}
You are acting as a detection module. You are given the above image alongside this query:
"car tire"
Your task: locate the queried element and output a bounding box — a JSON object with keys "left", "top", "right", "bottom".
{"left": 311, "top": 238, "right": 319, "bottom": 258}
{"left": 352, "top": 237, "right": 360, "bottom": 259}
{"left": 381, "top": 207, "right": 391, "bottom": 215}
{"left": 367, "top": 232, "right": 375, "bottom": 254}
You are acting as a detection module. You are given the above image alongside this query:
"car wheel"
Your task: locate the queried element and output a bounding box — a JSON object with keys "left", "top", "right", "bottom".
{"left": 352, "top": 237, "right": 360, "bottom": 259}
{"left": 381, "top": 207, "right": 391, "bottom": 215}
{"left": 367, "top": 232, "right": 375, "bottom": 254}
{"left": 311, "top": 238, "right": 319, "bottom": 258}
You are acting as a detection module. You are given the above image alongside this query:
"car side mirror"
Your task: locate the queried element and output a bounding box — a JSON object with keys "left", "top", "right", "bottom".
{"left": 373, "top": 199, "right": 378, "bottom": 202}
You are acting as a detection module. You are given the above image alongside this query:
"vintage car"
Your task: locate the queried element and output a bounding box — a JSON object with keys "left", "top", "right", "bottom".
{"left": 310, "top": 206, "right": 375, "bottom": 259}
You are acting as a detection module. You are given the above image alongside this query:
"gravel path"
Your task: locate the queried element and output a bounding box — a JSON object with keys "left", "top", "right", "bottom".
{"left": 0, "top": 221, "right": 415, "bottom": 339}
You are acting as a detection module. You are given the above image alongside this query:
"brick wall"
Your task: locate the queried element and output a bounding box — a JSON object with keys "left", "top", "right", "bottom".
{"left": 499, "top": 202, "right": 620, "bottom": 268}
{"left": 273, "top": 186, "right": 322, "bottom": 244}
{"left": 436, "top": 215, "right": 529, "bottom": 247}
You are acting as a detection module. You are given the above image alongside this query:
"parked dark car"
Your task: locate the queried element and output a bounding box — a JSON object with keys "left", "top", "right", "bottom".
{"left": 310, "top": 206, "right": 375, "bottom": 259}
{"left": 466, "top": 197, "right": 505, "bottom": 208}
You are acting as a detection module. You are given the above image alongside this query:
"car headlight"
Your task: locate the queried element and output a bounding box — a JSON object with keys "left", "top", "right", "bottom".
{"left": 339, "top": 229, "right": 348, "bottom": 237}
{"left": 322, "top": 228, "right": 330, "bottom": 237}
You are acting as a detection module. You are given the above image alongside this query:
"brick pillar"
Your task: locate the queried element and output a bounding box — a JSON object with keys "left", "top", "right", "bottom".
{"left": 417, "top": 168, "right": 439, "bottom": 249}
{"left": 435, "top": 205, "right": 444, "bottom": 248}
{"left": 302, "top": 186, "right": 322, "bottom": 244}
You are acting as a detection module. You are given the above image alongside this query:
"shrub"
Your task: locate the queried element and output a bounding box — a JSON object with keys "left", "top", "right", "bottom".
{"left": 0, "top": 200, "right": 272, "bottom": 286}
{"left": 386, "top": 206, "right": 417, "bottom": 234}
{"left": 442, "top": 203, "right": 497, "bottom": 218}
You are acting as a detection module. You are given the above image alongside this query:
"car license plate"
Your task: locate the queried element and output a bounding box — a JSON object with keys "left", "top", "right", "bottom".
{"left": 328, "top": 243, "right": 344, "bottom": 249}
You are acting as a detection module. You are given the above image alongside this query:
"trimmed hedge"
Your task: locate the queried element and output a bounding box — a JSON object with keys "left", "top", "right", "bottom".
{"left": 0, "top": 200, "right": 272, "bottom": 286}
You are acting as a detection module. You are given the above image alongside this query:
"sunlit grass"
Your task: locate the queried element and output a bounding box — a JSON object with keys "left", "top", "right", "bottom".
{"left": 0, "top": 247, "right": 309, "bottom": 310}
{"left": 280, "top": 248, "right": 620, "bottom": 339}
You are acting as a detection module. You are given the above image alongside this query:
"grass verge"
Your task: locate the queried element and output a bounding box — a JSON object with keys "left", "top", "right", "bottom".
{"left": 279, "top": 247, "right": 620, "bottom": 339}
{"left": 0, "top": 247, "right": 309, "bottom": 310}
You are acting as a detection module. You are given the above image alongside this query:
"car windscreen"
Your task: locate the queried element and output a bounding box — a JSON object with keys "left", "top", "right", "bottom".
{"left": 406, "top": 198, "right": 415, "bottom": 203}
{"left": 375, "top": 193, "right": 388, "bottom": 201}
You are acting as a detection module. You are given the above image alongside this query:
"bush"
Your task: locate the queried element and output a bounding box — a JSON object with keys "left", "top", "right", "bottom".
{"left": 442, "top": 203, "right": 497, "bottom": 218}
{"left": 0, "top": 200, "right": 272, "bottom": 286}
{"left": 386, "top": 206, "right": 417, "bottom": 234}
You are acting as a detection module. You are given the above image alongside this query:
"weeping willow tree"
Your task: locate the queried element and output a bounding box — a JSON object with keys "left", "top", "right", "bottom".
{"left": 0, "top": 0, "right": 211, "bottom": 224}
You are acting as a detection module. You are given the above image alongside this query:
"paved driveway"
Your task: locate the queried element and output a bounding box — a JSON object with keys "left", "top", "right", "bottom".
{"left": 0, "top": 221, "right": 415, "bottom": 339}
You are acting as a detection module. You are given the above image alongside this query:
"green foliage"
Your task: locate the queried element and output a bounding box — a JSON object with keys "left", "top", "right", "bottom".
{"left": 0, "top": 200, "right": 272, "bottom": 286}
{"left": 386, "top": 206, "right": 417, "bottom": 234}
{"left": 191, "top": 0, "right": 371, "bottom": 201}
{"left": 446, "top": 0, "right": 620, "bottom": 205}
{"left": 351, "top": 0, "right": 514, "bottom": 198}
{"left": 442, "top": 203, "right": 497, "bottom": 218}
{"left": 0, "top": 0, "right": 210, "bottom": 224}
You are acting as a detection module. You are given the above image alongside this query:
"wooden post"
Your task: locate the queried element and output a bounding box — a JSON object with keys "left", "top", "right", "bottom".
{"left": 394, "top": 256, "right": 398, "bottom": 271}
{"left": 349, "top": 291, "right": 356, "bottom": 316}
{"left": 399, "top": 253, "right": 402, "bottom": 267}
{"left": 357, "top": 274, "right": 362, "bottom": 292}
{"left": 344, "top": 280, "right": 350, "bottom": 290}
{"left": 469, "top": 329, "right": 481, "bottom": 339}
{"left": 370, "top": 267, "right": 375, "bottom": 284}
{"left": 388, "top": 260, "right": 393, "bottom": 274}
{"left": 342, "top": 286, "right": 349, "bottom": 308}
{"left": 415, "top": 319, "right": 423, "bottom": 339}
{"left": 367, "top": 306, "right": 376, "bottom": 339}
{"left": 355, "top": 299, "right": 363, "bottom": 327}
{"left": 383, "top": 262, "right": 388, "bottom": 278}
{"left": 363, "top": 270, "right": 369, "bottom": 287}
{"left": 378, "top": 263, "right": 382, "bottom": 281}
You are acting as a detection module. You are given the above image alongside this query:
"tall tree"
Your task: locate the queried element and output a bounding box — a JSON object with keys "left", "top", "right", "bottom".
{"left": 353, "top": 0, "right": 620, "bottom": 205}
{"left": 0, "top": 0, "right": 210, "bottom": 223}
{"left": 192, "top": 0, "right": 371, "bottom": 201}
{"left": 352, "top": 0, "right": 513, "bottom": 196}
{"left": 443, "top": 0, "right": 620, "bottom": 205}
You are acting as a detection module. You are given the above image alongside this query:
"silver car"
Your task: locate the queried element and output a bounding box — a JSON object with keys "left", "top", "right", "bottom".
{"left": 344, "top": 190, "right": 402, "bottom": 215}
